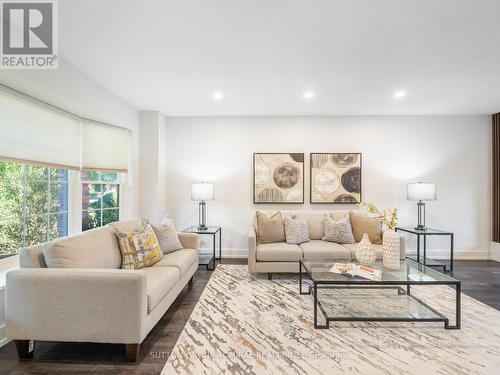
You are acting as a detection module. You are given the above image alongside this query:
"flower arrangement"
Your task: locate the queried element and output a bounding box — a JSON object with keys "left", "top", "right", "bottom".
{"left": 358, "top": 203, "right": 398, "bottom": 230}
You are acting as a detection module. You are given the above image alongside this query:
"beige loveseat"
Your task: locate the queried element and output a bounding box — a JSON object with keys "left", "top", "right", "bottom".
{"left": 248, "top": 210, "right": 405, "bottom": 278}
{"left": 5, "top": 218, "right": 198, "bottom": 362}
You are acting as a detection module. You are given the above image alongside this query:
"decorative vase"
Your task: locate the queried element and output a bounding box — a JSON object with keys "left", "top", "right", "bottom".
{"left": 383, "top": 230, "right": 400, "bottom": 270}
{"left": 355, "top": 233, "right": 377, "bottom": 265}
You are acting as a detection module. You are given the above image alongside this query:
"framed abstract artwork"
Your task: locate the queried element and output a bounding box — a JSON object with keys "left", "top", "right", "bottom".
{"left": 253, "top": 153, "right": 304, "bottom": 204}
{"left": 310, "top": 153, "right": 362, "bottom": 204}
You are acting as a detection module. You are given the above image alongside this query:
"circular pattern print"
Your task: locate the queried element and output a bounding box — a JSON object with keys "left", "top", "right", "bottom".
{"left": 334, "top": 194, "right": 357, "bottom": 203}
{"left": 287, "top": 189, "right": 303, "bottom": 202}
{"left": 331, "top": 154, "right": 358, "bottom": 168}
{"left": 314, "top": 169, "right": 340, "bottom": 194}
{"left": 341, "top": 167, "right": 361, "bottom": 193}
{"left": 256, "top": 187, "right": 284, "bottom": 203}
{"left": 254, "top": 160, "right": 269, "bottom": 185}
{"left": 273, "top": 162, "right": 300, "bottom": 189}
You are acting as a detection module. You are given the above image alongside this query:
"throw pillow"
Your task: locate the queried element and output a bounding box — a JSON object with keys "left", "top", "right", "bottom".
{"left": 284, "top": 214, "right": 310, "bottom": 244}
{"left": 112, "top": 223, "right": 163, "bottom": 270}
{"left": 256, "top": 211, "right": 285, "bottom": 244}
{"left": 349, "top": 211, "right": 383, "bottom": 244}
{"left": 149, "top": 217, "right": 183, "bottom": 254}
{"left": 323, "top": 215, "right": 355, "bottom": 244}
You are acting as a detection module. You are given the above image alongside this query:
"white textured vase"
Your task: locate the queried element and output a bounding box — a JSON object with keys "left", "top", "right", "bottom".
{"left": 383, "top": 230, "right": 401, "bottom": 270}
{"left": 355, "top": 233, "right": 377, "bottom": 265}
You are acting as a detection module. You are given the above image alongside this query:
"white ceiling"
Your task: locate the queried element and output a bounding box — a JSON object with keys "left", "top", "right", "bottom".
{"left": 60, "top": 0, "right": 500, "bottom": 116}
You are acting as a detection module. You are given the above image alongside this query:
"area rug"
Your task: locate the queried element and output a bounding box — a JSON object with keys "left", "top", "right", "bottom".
{"left": 162, "top": 265, "right": 500, "bottom": 374}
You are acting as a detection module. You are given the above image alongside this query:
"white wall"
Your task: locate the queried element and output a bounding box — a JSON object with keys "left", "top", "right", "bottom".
{"left": 139, "top": 111, "right": 168, "bottom": 223}
{"left": 164, "top": 115, "right": 491, "bottom": 258}
{"left": 0, "top": 58, "right": 141, "bottom": 217}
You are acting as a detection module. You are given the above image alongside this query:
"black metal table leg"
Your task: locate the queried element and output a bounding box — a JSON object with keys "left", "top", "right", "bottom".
{"left": 218, "top": 228, "right": 222, "bottom": 260}
{"left": 423, "top": 234, "right": 427, "bottom": 266}
{"left": 313, "top": 283, "right": 318, "bottom": 328}
{"left": 450, "top": 233, "right": 454, "bottom": 272}
{"left": 417, "top": 234, "right": 421, "bottom": 264}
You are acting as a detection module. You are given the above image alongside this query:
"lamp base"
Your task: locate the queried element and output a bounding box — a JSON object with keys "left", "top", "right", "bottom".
{"left": 198, "top": 201, "right": 207, "bottom": 230}
{"left": 414, "top": 225, "right": 427, "bottom": 231}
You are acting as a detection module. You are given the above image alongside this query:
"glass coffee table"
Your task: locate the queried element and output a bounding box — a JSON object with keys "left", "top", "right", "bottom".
{"left": 299, "top": 259, "right": 461, "bottom": 330}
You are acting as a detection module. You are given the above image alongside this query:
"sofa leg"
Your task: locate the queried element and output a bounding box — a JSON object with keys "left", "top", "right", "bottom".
{"left": 268, "top": 273, "right": 272, "bottom": 280}
{"left": 14, "top": 340, "right": 33, "bottom": 360}
{"left": 125, "top": 343, "right": 140, "bottom": 362}
{"left": 188, "top": 275, "right": 194, "bottom": 288}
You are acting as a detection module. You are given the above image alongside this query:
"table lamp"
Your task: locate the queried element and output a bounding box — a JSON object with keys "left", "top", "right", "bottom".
{"left": 191, "top": 182, "right": 214, "bottom": 230}
{"left": 407, "top": 182, "right": 436, "bottom": 230}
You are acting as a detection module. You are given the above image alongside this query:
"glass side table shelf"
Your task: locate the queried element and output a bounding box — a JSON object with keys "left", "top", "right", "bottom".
{"left": 395, "top": 227, "right": 454, "bottom": 272}
{"left": 183, "top": 226, "right": 221, "bottom": 270}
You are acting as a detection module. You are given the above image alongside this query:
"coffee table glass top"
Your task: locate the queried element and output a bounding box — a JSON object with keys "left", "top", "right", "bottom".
{"left": 301, "top": 259, "right": 458, "bottom": 284}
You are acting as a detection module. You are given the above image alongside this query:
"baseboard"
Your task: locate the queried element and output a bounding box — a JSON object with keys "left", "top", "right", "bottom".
{"left": 406, "top": 249, "right": 490, "bottom": 260}
{"left": 199, "top": 249, "right": 248, "bottom": 258}
{"left": 490, "top": 242, "right": 500, "bottom": 262}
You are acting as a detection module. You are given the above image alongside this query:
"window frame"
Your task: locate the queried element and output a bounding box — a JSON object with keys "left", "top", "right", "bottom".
{"left": 80, "top": 172, "right": 121, "bottom": 232}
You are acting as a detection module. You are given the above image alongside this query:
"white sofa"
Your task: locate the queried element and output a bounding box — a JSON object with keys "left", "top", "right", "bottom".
{"left": 248, "top": 210, "right": 405, "bottom": 278}
{"left": 5, "top": 218, "right": 199, "bottom": 362}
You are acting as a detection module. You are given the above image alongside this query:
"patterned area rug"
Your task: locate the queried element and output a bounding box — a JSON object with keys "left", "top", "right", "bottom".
{"left": 162, "top": 265, "right": 500, "bottom": 374}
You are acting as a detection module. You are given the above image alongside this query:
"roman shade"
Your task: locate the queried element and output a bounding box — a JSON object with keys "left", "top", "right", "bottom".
{"left": 0, "top": 86, "right": 81, "bottom": 170}
{"left": 0, "top": 84, "right": 131, "bottom": 172}
{"left": 82, "top": 120, "right": 131, "bottom": 172}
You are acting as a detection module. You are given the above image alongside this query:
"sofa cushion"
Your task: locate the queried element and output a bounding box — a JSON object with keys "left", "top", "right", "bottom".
{"left": 112, "top": 224, "right": 163, "bottom": 270}
{"left": 284, "top": 215, "right": 310, "bottom": 244}
{"left": 343, "top": 243, "right": 405, "bottom": 260}
{"left": 144, "top": 266, "right": 180, "bottom": 312}
{"left": 150, "top": 217, "right": 183, "bottom": 254}
{"left": 43, "top": 226, "right": 122, "bottom": 269}
{"left": 256, "top": 242, "right": 302, "bottom": 262}
{"left": 301, "top": 212, "right": 348, "bottom": 240}
{"left": 323, "top": 215, "right": 355, "bottom": 244}
{"left": 349, "top": 211, "right": 383, "bottom": 244}
{"left": 153, "top": 248, "right": 197, "bottom": 276}
{"left": 299, "top": 240, "right": 351, "bottom": 260}
{"left": 256, "top": 211, "right": 285, "bottom": 244}
{"left": 108, "top": 218, "right": 143, "bottom": 232}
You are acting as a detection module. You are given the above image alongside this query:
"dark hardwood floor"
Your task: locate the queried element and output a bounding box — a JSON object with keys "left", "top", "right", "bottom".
{"left": 0, "top": 259, "right": 499, "bottom": 375}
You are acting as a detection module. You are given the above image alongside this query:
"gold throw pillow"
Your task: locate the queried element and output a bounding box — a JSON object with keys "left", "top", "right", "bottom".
{"left": 349, "top": 211, "right": 383, "bottom": 244}
{"left": 256, "top": 211, "right": 285, "bottom": 244}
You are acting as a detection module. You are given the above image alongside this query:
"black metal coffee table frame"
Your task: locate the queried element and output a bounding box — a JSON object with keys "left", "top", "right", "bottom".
{"left": 299, "top": 259, "right": 461, "bottom": 330}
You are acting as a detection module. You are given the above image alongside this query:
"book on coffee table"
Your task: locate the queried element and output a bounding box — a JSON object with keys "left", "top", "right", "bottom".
{"left": 329, "top": 263, "right": 382, "bottom": 281}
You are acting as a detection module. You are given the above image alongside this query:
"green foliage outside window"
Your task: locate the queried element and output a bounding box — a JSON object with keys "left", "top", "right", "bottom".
{"left": 0, "top": 161, "right": 68, "bottom": 257}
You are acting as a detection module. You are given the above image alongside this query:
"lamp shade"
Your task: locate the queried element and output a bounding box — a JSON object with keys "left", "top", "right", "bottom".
{"left": 407, "top": 182, "right": 437, "bottom": 201}
{"left": 191, "top": 182, "right": 214, "bottom": 201}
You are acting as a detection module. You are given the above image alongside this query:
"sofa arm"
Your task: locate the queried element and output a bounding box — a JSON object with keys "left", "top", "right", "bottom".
{"left": 248, "top": 226, "right": 257, "bottom": 272}
{"left": 6, "top": 268, "right": 147, "bottom": 344}
{"left": 178, "top": 232, "right": 199, "bottom": 250}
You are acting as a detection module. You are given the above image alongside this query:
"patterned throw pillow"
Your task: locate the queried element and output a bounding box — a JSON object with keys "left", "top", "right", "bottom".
{"left": 284, "top": 215, "right": 310, "bottom": 245}
{"left": 323, "top": 215, "right": 355, "bottom": 244}
{"left": 113, "top": 223, "right": 163, "bottom": 270}
{"left": 149, "top": 216, "right": 183, "bottom": 254}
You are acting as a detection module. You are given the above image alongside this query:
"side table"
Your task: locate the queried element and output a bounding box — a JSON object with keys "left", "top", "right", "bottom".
{"left": 395, "top": 227, "right": 454, "bottom": 272}
{"left": 183, "top": 226, "right": 221, "bottom": 270}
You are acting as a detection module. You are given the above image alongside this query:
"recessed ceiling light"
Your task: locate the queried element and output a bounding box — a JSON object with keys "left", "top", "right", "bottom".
{"left": 303, "top": 90, "right": 315, "bottom": 99}
{"left": 212, "top": 91, "right": 224, "bottom": 100}
{"left": 394, "top": 90, "right": 407, "bottom": 99}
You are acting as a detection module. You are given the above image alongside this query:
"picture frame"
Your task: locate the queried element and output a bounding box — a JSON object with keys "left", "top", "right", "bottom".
{"left": 253, "top": 153, "right": 304, "bottom": 204}
{"left": 310, "top": 153, "right": 362, "bottom": 204}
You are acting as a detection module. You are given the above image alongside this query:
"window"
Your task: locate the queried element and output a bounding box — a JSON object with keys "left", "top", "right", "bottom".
{"left": 0, "top": 161, "right": 69, "bottom": 258}
{"left": 81, "top": 171, "right": 120, "bottom": 231}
